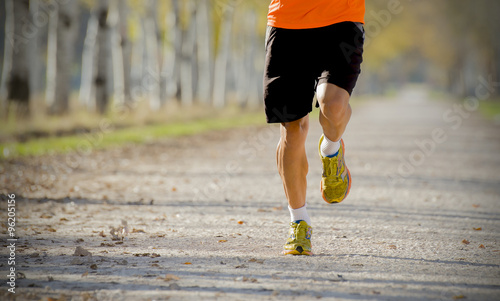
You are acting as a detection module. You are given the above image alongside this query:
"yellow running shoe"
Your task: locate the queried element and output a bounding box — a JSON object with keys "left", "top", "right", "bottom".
{"left": 283, "top": 220, "right": 313, "bottom": 255}
{"left": 319, "top": 135, "right": 351, "bottom": 204}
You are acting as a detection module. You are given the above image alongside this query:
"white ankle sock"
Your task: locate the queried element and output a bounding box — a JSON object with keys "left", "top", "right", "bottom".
{"left": 288, "top": 204, "right": 311, "bottom": 225}
{"left": 321, "top": 135, "right": 341, "bottom": 158}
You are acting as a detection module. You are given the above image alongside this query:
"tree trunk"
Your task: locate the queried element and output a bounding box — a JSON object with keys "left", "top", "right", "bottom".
{"left": 0, "top": 0, "right": 14, "bottom": 114}
{"left": 195, "top": 0, "right": 212, "bottom": 105}
{"left": 108, "top": 0, "right": 125, "bottom": 106}
{"left": 118, "top": 0, "right": 131, "bottom": 103}
{"left": 28, "top": 0, "right": 40, "bottom": 105}
{"left": 244, "top": 9, "right": 259, "bottom": 108}
{"left": 95, "top": 0, "right": 111, "bottom": 114}
{"left": 48, "top": 0, "right": 79, "bottom": 114}
{"left": 162, "top": 0, "right": 182, "bottom": 102}
{"left": 79, "top": 9, "right": 99, "bottom": 111}
{"left": 212, "top": 5, "right": 234, "bottom": 108}
{"left": 44, "top": 2, "right": 57, "bottom": 110}
{"left": 7, "top": 0, "right": 30, "bottom": 116}
{"left": 144, "top": 0, "right": 161, "bottom": 110}
{"left": 180, "top": 0, "right": 196, "bottom": 106}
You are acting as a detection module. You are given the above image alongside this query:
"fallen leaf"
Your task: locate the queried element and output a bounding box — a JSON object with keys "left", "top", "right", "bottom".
{"left": 248, "top": 258, "right": 264, "bottom": 264}
{"left": 218, "top": 240, "right": 228, "bottom": 243}
{"left": 60, "top": 218, "right": 69, "bottom": 222}
{"left": 472, "top": 204, "right": 480, "bottom": 208}
{"left": 183, "top": 262, "right": 192, "bottom": 265}
{"left": 453, "top": 294, "right": 466, "bottom": 300}
{"left": 74, "top": 246, "right": 92, "bottom": 257}
{"left": 387, "top": 245, "right": 397, "bottom": 249}
{"left": 158, "top": 274, "right": 180, "bottom": 281}
{"left": 132, "top": 228, "right": 146, "bottom": 233}
{"left": 71, "top": 258, "right": 84, "bottom": 265}
{"left": 473, "top": 227, "right": 482, "bottom": 231}
{"left": 479, "top": 244, "right": 485, "bottom": 249}
{"left": 169, "top": 283, "right": 180, "bottom": 290}
{"left": 237, "top": 221, "right": 244, "bottom": 225}
{"left": 462, "top": 239, "right": 470, "bottom": 245}
{"left": 172, "top": 187, "right": 177, "bottom": 192}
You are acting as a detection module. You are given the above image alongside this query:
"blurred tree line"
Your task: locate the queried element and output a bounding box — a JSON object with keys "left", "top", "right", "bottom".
{"left": 0, "top": 0, "right": 267, "bottom": 117}
{"left": 0, "top": 0, "right": 498, "bottom": 118}
{"left": 360, "top": 0, "right": 500, "bottom": 97}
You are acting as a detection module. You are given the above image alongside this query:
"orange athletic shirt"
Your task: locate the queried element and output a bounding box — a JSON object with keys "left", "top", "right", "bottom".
{"left": 267, "top": 0, "right": 365, "bottom": 29}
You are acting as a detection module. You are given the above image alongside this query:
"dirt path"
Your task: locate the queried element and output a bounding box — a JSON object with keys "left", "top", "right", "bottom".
{"left": 2, "top": 88, "right": 500, "bottom": 300}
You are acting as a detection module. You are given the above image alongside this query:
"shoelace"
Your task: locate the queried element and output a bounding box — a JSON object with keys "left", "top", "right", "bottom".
{"left": 291, "top": 222, "right": 309, "bottom": 241}
{"left": 322, "top": 157, "right": 340, "bottom": 181}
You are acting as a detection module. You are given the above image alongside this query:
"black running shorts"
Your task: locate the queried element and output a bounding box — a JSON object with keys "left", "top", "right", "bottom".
{"left": 263, "top": 22, "right": 364, "bottom": 123}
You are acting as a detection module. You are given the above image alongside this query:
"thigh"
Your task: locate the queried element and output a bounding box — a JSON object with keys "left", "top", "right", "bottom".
{"left": 264, "top": 27, "right": 317, "bottom": 124}
{"left": 316, "top": 22, "right": 365, "bottom": 96}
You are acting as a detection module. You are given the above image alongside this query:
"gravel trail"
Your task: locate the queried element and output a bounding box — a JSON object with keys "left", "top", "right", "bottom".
{"left": 1, "top": 88, "right": 500, "bottom": 300}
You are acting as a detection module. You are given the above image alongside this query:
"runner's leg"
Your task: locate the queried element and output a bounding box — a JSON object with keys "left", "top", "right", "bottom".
{"left": 277, "top": 115, "right": 309, "bottom": 210}
{"left": 317, "top": 83, "right": 352, "bottom": 142}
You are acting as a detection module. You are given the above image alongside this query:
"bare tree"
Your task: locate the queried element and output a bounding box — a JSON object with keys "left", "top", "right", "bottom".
{"left": 108, "top": 0, "right": 125, "bottom": 106}
{"left": 46, "top": 0, "right": 79, "bottom": 114}
{"left": 118, "top": 0, "right": 131, "bottom": 103}
{"left": 44, "top": 2, "right": 57, "bottom": 110}
{"left": 162, "top": 0, "right": 182, "bottom": 102}
{"left": 180, "top": 0, "right": 197, "bottom": 106}
{"left": 79, "top": 7, "right": 99, "bottom": 111}
{"left": 212, "top": 4, "right": 235, "bottom": 108}
{"left": 144, "top": 0, "right": 161, "bottom": 110}
{"left": 195, "top": 0, "right": 213, "bottom": 105}
{"left": 0, "top": 0, "right": 14, "bottom": 113}
{"left": 28, "top": 0, "right": 40, "bottom": 105}
{"left": 95, "top": 0, "right": 111, "bottom": 114}
{"left": 6, "top": 0, "right": 30, "bottom": 116}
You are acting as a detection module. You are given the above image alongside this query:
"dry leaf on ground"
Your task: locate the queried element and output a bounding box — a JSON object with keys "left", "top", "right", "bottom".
{"left": 74, "top": 246, "right": 92, "bottom": 257}
{"left": 158, "top": 274, "right": 180, "bottom": 281}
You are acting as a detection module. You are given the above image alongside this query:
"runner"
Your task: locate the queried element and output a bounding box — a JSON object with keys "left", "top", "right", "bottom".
{"left": 263, "top": 0, "right": 365, "bottom": 255}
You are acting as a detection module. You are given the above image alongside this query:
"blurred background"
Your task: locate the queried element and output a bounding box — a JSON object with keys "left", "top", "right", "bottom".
{"left": 0, "top": 0, "right": 499, "bottom": 156}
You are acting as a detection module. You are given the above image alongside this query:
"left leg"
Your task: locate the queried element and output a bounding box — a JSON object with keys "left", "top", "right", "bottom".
{"left": 316, "top": 22, "right": 364, "bottom": 204}
{"left": 317, "top": 82, "right": 352, "bottom": 142}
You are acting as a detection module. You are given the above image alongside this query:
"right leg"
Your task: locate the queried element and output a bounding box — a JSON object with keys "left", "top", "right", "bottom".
{"left": 263, "top": 26, "right": 315, "bottom": 255}
{"left": 277, "top": 115, "right": 309, "bottom": 210}
{"left": 277, "top": 115, "right": 313, "bottom": 255}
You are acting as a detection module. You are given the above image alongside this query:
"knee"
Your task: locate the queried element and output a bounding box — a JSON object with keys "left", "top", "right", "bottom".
{"left": 281, "top": 117, "right": 309, "bottom": 146}
{"left": 319, "top": 96, "right": 349, "bottom": 123}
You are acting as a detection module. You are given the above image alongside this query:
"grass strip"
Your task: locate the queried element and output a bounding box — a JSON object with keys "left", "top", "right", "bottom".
{"left": 1, "top": 112, "right": 265, "bottom": 159}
